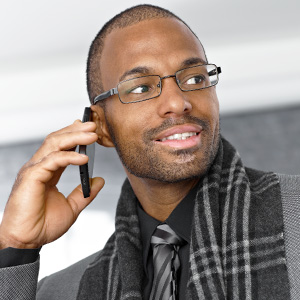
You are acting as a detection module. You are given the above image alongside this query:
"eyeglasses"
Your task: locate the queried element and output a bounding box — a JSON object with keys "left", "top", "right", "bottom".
{"left": 93, "top": 64, "right": 221, "bottom": 104}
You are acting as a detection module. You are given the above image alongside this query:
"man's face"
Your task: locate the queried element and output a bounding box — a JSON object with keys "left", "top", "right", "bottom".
{"left": 99, "top": 18, "right": 220, "bottom": 183}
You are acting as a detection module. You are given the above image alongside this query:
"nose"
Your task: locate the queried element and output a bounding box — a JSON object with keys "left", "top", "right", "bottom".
{"left": 157, "top": 77, "right": 192, "bottom": 118}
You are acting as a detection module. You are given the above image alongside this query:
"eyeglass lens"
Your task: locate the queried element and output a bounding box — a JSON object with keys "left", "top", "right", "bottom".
{"left": 118, "top": 64, "right": 218, "bottom": 103}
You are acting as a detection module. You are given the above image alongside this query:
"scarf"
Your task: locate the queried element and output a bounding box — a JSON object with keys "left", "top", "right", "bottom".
{"left": 77, "top": 137, "right": 290, "bottom": 299}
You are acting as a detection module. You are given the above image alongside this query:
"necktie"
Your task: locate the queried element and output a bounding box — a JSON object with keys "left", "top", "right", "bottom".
{"left": 150, "top": 224, "right": 184, "bottom": 300}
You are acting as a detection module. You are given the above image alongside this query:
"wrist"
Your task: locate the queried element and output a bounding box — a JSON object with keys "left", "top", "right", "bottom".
{"left": 0, "top": 230, "right": 40, "bottom": 250}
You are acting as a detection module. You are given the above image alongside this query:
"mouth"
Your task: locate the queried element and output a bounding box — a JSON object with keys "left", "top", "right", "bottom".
{"left": 154, "top": 125, "right": 202, "bottom": 150}
{"left": 159, "top": 131, "right": 198, "bottom": 142}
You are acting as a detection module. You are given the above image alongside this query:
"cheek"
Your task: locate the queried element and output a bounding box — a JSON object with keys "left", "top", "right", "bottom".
{"left": 192, "top": 89, "right": 219, "bottom": 123}
{"left": 207, "top": 90, "right": 220, "bottom": 144}
{"left": 205, "top": 88, "right": 219, "bottom": 125}
{"left": 106, "top": 99, "right": 153, "bottom": 140}
{"left": 206, "top": 87, "right": 219, "bottom": 112}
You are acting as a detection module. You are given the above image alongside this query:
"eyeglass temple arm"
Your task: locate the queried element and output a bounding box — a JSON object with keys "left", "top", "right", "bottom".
{"left": 208, "top": 66, "right": 222, "bottom": 76}
{"left": 93, "top": 88, "right": 118, "bottom": 104}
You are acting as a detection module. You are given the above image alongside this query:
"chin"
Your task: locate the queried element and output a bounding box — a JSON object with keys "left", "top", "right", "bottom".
{"left": 126, "top": 158, "right": 211, "bottom": 183}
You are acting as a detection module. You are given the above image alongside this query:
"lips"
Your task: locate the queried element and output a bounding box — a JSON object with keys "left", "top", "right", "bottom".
{"left": 154, "top": 124, "right": 202, "bottom": 149}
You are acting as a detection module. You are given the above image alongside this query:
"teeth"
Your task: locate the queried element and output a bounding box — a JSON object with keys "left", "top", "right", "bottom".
{"left": 161, "top": 132, "right": 197, "bottom": 142}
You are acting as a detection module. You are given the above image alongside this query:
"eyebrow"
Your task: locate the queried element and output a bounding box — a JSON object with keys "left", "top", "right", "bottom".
{"left": 179, "top": 57, "right": 208, "bottom": 69}
{"left": 118, "top": 57, "right": 208, "bottom": 83}
{"left": 119, "top": 66, "right": 151, "bottom": 82}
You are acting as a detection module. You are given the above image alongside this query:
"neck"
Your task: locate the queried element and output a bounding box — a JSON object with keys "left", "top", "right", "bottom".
{"left": 126, "top": 173, "right": 199, "bottom": 222}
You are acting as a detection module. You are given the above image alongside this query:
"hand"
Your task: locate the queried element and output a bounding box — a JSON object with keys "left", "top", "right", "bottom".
{"left": 0, "top": 120, "right": 105, "bottom": 249}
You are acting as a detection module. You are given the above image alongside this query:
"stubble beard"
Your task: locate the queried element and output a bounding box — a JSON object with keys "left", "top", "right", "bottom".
{"left": 106, "top": 116, "right": 220, "bottom": 183}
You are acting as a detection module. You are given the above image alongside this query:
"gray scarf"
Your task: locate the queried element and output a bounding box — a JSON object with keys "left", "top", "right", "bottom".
{"left": 77, "top": 137, "right": 290, "bottom": 299}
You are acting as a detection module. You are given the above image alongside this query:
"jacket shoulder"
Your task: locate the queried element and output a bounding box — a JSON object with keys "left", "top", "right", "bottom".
{"left": 277, "top": 173, "right": 300, "bottom": 299}
{"left": 37, "top": 251, "right": 101, "bottom": 300}
{"left": 278, "top": 174, "right": 300, "bottom": 193}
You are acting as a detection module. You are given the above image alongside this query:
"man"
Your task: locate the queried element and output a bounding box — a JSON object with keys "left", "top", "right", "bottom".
{"left": 0, "top": 4, "right": 299, "bottom": 300}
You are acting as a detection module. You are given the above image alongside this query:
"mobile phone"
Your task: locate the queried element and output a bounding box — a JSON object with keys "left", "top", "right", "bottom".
{"left": 78, "top": 107, "right": 95, "bottom": 198}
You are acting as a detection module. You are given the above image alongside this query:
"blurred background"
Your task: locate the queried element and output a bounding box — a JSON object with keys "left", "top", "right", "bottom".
{"left": 0, "top": 0, "right": 299, "bottom": 279}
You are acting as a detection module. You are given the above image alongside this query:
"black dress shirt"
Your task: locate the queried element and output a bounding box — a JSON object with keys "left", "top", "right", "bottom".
{"left": 0, "top": 247, "right": 40, "bottom": 268}
{"left": 137, "top": 183, "right": 197, "bottom": 300}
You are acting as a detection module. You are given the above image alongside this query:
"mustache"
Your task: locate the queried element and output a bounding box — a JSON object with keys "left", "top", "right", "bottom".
{"left": 143, "top": 115, "right": 210, "bottom": 141}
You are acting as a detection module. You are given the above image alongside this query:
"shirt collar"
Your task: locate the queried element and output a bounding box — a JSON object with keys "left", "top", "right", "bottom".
{"left": 137, "top": 181, "right": 198, "bottom": 275}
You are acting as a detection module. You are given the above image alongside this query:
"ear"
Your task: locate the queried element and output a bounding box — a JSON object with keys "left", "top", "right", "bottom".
{"left": 90, "top": 104, "right": 115, "bottom": 148}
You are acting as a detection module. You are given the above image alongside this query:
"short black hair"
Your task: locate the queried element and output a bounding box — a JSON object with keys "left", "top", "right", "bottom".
{"left": 86, "top": 4, "right": 205, "bottom": 104}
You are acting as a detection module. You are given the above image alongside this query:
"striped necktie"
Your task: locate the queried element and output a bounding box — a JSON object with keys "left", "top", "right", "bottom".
{"left": 150, "top": 224, "right": 184, "bottom": 300}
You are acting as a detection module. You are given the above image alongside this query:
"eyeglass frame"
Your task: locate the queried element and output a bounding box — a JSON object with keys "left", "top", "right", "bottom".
{"left": 93, "top": 63, "right": 222, "bottom": 105}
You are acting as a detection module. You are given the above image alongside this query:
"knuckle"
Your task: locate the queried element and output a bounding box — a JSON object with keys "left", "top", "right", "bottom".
{"left": 42, "top": 133, "right": 62, "bottom": 152}
{"left": 36, "top": 151, "right": 58, "bottom": 166}
{"left": 10, "top": 163, "right": 35, "bottom": 192}
{"left": 43, "top": 133, "right": 55, "bottom": 146}
{"left": 17, "top": 161, "right": 35, "bottom": 178}
{"left": 46, "top": 150, "right": 61, "bottom": 160}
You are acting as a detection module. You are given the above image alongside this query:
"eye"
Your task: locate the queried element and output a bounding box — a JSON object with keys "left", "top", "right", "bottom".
{"left": 185, "top": 75, "right": 205, "bottom": 85}
{"left": 127, "top": 85, "right": 151, "bottom": 94}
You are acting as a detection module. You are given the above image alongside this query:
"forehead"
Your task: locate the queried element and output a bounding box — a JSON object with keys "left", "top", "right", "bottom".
{"left": 100, "top": 18, "right": 206, "bottom": 87}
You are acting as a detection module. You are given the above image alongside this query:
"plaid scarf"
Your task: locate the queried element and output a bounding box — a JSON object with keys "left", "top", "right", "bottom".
{"left": 77, "top": 137, "right": 290, "bottom": 299}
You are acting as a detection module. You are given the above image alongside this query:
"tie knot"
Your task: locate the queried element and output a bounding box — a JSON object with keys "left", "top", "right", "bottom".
{"left": 151, "top": 224, "right": 184, "bottom": 247}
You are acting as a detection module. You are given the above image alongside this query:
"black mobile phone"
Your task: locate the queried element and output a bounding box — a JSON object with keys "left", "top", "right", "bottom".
{"left": 78, "top": 107, "right": 95, "bottom": 198}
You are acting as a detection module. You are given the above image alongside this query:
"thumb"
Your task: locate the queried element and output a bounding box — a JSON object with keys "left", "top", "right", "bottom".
{"left": 67, "top": 177, "right": 105, "bottom": 217}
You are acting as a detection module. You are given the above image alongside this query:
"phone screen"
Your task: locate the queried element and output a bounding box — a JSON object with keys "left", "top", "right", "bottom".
{"left": 79, "top": 107, "right": 95, "bottom": 198}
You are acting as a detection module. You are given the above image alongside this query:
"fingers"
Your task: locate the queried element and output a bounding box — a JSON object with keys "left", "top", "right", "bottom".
{"left": 29, "top": 151, "right": 89, "bottom": 183}
{"left": 10, "top": 119, "right": 99, "bottom": 199}
{"left": 31, "top": 120, "right": 98, "bottom": 163}
{"left": 67, "top": 177, "right": 105, "bottom": 218}
{"left": 8, "top": 151, "right": 89, "bottom": 205}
